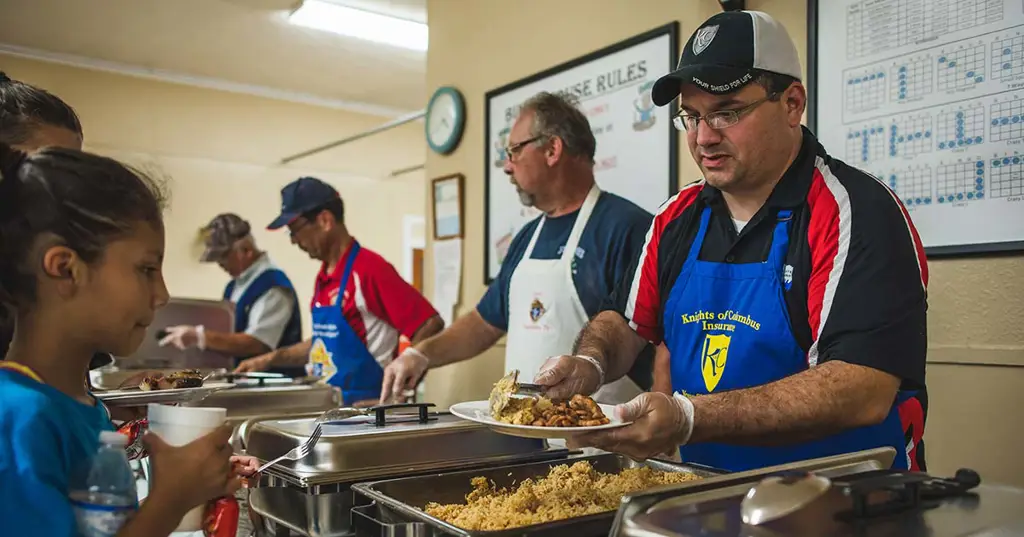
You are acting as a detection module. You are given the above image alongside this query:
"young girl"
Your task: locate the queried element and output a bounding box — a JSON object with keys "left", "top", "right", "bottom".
{"left": 0, "top": 142, "right": 244, "bottom": 536}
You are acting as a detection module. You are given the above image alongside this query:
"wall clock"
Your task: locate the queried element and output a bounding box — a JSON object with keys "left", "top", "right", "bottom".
{"left": 425, "top": 86, "right": 465, "bottom": 155}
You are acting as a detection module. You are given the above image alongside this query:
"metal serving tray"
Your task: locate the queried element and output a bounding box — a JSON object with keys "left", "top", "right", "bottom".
{"left": 246, "top": 405, "right": 571, "bottom": 537}
{"left": 349, "top": 452, "right": 727, "bottom": 537}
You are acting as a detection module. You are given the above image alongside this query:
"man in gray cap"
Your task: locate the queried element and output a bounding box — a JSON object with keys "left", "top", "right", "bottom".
{"left": 159, "top": 213, "right": 305, "bottom": 376}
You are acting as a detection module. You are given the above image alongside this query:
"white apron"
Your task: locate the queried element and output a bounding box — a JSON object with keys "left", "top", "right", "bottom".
{"left": 505, "top": 185, "right": 643, "bottom": 406}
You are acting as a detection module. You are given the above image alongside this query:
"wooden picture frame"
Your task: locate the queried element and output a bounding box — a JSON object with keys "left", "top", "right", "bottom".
{"left": 431, "top": 173, "right": 465, "bottom": 240}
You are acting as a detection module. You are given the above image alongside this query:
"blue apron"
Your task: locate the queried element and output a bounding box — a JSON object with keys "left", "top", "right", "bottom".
{"left": 307, "top": 242, "right": 384, "bottom": 405}
{"left": 663, "top": 207, "right": 907, "bottom": 472}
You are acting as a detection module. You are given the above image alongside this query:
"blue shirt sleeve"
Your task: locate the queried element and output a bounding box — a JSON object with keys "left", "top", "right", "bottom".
{"left": 476, "top": 220, "right": 538, "bottom": 331}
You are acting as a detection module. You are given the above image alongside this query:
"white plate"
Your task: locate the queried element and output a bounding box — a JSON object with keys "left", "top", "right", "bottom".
{"left": 94, "top": 382, "right": 235, "bottom": 406}
{"left": 449, "top": 400, "right": 630, "bottom": 439}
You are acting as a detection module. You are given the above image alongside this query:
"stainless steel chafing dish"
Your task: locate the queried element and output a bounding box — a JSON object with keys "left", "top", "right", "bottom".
{"left": 610, "top": 448, "right": 897, "bottom": 537}
{"left": 244, "top": 403, "right": 571, "bottom": 537}
{"left": 609, "top": 447, "right": 1024, "bottom": 537}
{"left": 350, "top": 452, "right": 727, "bottom": 537}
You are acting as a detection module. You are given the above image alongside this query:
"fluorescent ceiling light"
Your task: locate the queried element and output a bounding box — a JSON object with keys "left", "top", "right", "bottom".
{"left": 289, "top": 0, "right": 428, "bottom": 52}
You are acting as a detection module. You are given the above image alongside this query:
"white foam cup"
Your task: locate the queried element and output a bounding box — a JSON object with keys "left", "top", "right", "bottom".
{"left": 146, "top": 404, "right": 228, "bottom": 532}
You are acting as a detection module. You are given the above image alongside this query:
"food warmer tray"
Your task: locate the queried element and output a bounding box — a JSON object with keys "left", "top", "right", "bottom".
{"left": 245, "top": 403, "right": 571, "bottom": 537}
{"left": 610, "top": 450, "right": 1024, "bottom": 536}
{"left": 349, "top": 452, "right": 727, "bottom": 537}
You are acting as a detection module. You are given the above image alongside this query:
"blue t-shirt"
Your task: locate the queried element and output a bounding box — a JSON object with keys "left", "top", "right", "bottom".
{"left": 478, "top": 191, "right": 653, "bottom": 330}
{"left": 0, "top": 369, "right": 114, "bottom": 536}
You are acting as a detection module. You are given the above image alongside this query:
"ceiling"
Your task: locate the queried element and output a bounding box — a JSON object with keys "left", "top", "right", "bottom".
{"left": 0, "top": 0, "right": 427, "bottom": 116}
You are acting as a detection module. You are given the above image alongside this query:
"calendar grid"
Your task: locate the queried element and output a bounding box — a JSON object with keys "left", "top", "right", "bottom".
{"left": 991, "top": 35, "right": 1024, "bottom": 81}
{"left": 990, "top": 154, "right": 1024, "bottom": 198}
{"left": 938, "top": 45, "right": 986, "bottom": 91}
{"left": 891, "top": 56, "right": 934, "bottom": 102}
{"left": 846, "top": 125, "right": 887, "bottom": 163}
{"left": 936, "top": 158, "right": 986, "bottom": 203}
{"left": 847, "top": 0, "right": 1003, "bottom": 60}
{"left": 887, "top": 166, "right": 934, "bottom": 207}
{"left": 990, "top": 96, "right": 1024, "bottom": 142}
{"left": 889, "top": 114, "right": 934, "bottom": 158}
{"left": 937, "top": 105, "right": 986, "bottom": 151}
{"left": 845, "top": 68, "right": 887, "bottom": 113}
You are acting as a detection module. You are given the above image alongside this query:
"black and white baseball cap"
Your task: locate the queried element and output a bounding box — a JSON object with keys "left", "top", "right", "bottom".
{"left": 652, "top": 10, "right": 802, "bottom": 106}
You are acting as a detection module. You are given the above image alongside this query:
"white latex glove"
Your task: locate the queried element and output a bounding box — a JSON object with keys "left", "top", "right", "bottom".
{"left": 566, "top": 391, "right": 695, "bottom": 461}
{"left": 533, "top": 354, "right": 605, "bottom": 400}
{"left": 158, "top": 325, "right": 205, "bottom": 350}
{"left": 379, "top": 347, "right": 430, "bottom": 404}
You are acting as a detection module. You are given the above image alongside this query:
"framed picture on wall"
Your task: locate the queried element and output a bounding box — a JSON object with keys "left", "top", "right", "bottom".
{"left": 806, "top": 0, "right": 1024, "bottom": 256}
{"left": 431, "top": 173, "right": 464, "bottom": 240}
{"left": 483, "top": 22, "right": 680, "bottom": 284}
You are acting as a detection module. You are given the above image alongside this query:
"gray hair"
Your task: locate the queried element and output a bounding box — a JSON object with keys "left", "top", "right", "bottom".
{"left": 520, "top": 91, "right": 596, "bottom": 164}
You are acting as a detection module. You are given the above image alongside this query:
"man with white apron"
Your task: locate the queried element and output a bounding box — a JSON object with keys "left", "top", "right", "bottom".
{"left": 534, "top": 11, "right": 929, "bottom": 473}
{"left": 380, "top": 91, "right": 655, "bottom": 406}
{"left": 235, "top": 177, "right": 444, "bottom": 406}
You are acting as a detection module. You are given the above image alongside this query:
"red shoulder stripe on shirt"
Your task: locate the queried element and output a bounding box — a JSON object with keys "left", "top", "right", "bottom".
{"left": 623, "top": 179, "right": 704, "bottom": 343}
{"left": 805, "top": 157, "right": 928, "bottom": 367}
{"left": 805, "top": 158, "right": 849, "bottom": 367}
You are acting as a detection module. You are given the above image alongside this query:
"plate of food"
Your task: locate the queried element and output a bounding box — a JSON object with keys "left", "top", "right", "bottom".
{"left": 448, "top": 370, "right": 631, "bottom": 439}
{"left": 94, "top": 369, "right": 234, "bottom": 406}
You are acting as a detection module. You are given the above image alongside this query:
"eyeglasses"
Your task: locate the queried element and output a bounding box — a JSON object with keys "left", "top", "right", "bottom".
{"left": 672, "top": 93, "right": 778, "bottom": 132}
{"left": 504, "top": 135, "right": 545, "bottom": 162}
{"left": 288, "top": 219, "right": 311, "bottom": 238}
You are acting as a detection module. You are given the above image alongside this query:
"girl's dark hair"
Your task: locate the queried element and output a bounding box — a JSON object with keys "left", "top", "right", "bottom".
{"left": 0, "top": 71, "right": 83, "bottom": 145}
{"left": 0, "top": 143, "right": 168, "bottom": 314}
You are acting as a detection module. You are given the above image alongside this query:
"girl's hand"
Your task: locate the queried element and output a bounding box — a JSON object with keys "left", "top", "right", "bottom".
{"left": 143, "top": 424, "right": 241, "bottom": 515}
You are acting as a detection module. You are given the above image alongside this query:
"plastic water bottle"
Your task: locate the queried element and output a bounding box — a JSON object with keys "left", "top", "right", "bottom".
{"left": 70, "top": 430, "right": 139, "bottom": 537}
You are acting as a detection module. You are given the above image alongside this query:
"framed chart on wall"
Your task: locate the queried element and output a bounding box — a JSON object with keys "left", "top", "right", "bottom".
{"left": 807, "top": 0, "right": 1024, "bottom": 255}
{"left": 483, "top": 22, "right": 680, "bottom": 284}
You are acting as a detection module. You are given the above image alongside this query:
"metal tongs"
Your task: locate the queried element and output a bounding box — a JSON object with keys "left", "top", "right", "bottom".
{"left": 488, "top": 370, "right": 544, "bottom": 416}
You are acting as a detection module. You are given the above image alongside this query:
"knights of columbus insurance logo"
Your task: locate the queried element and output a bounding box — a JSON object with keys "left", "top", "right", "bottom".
{"left": 693, "top": 25, "right": 719, "bottom": 55}
{"left": 701, "top": 334, "right": 730, "bottom": 392}
{"left": 308, "top": 338, "right": 336, "bottom": 381}
{"left": 633, "top": 81, "right": 657, "bottom": 132}
{"left": 529, "top": 298, "right": 546, "bottom": 323}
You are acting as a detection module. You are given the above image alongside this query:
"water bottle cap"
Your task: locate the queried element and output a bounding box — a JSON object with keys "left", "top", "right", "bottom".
{"left": 99, "top": 430, "right": 129, "bottom": 446}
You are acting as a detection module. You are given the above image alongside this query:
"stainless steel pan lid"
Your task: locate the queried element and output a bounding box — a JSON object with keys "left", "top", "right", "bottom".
{"left": 244, "top": 402, "right": 556, "bottom": 487}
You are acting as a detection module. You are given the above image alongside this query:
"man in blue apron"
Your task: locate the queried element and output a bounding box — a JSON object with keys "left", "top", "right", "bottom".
{"left": 234, "top": 177, "right": 444, "bottom": 406}
{"left": 159, "top": 213, "right": 305, "bottom": 377}
{"left": 535, "top": 11, "right": 929, "bottom": 472}
{"left": 379, "top": 91, "right": 656, "bottom": 407}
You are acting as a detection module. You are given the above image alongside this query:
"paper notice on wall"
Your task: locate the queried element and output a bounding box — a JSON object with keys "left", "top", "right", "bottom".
{"left": 432, "top": 238, "right": 462, "bottom": 327}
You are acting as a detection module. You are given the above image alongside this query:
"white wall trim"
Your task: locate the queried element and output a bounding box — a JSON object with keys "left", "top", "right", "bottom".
{"left": 0, "top": 43, "right": 413, "bottom": 118}
{"left": 402, "top": 214, "right": 426, "bottom": 283}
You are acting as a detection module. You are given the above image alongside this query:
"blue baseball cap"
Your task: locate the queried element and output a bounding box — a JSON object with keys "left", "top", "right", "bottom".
{"left": 267, "top": 176, "right": 340, "bottom": 230}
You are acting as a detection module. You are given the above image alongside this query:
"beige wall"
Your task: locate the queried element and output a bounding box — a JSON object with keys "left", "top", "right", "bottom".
{"left": 2, "top": 55, "right": 426, "bottom": 334}
{"left": 423, "top": 0, "right": 1024, "bottom": 485}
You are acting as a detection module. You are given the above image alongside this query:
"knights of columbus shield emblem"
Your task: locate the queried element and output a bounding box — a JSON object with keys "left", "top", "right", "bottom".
{"left": 693, "top": 25, "right": 719, "bottom": 55}
{"left": 700, "top": 333, "right": 730, "bottom": 392}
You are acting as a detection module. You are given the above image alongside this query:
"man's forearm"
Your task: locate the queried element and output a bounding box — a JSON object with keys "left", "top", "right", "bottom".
{"left": 689, "top": 360, "right": 901, "bottom": 446}
{"left": 270, "top": 339, "right": 313, "bottom": 367}
{"left": 410, "top": 315, "right": 445, "bottom": 344}
{"left": 572, "top": 311, "right": 647, "bottom": 382}
{"left": 417, "top": 310, "right": 504, "bottom": 368}
{"left": 204, "top": 330, "right": 271, "bottom": 357}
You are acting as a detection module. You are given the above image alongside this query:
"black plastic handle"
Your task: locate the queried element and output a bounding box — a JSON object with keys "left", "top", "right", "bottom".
{"left": 367, "top": 402, "right": 436, "bottom": 427}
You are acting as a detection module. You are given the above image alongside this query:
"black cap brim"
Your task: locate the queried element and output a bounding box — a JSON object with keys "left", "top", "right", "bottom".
{"left": 267, "top": 211, "right": 299, "bottom": 231}
{"left": 652, "top": 65, "right": 758, "bottom": 106}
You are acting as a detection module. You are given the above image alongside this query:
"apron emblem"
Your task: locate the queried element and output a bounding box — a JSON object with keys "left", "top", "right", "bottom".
{"left": 692, "top": 24, "right": 719, "bottom": 56}
{"left": 529, "top": 298, "right": 546, "bottom": 323}
{"left": 700, "top": 334, "right": 731, "bottom": 392}
{"left": 308, "top": 338, "right": 336, "bottom": 380}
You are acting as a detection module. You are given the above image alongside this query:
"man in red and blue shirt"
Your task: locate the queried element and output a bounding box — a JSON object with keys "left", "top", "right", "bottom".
{"left": 235, "top": 177, "right": 443, "bottom": 406}
{"left": 536, "top": 10, "right": 928, "bottom": 472}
